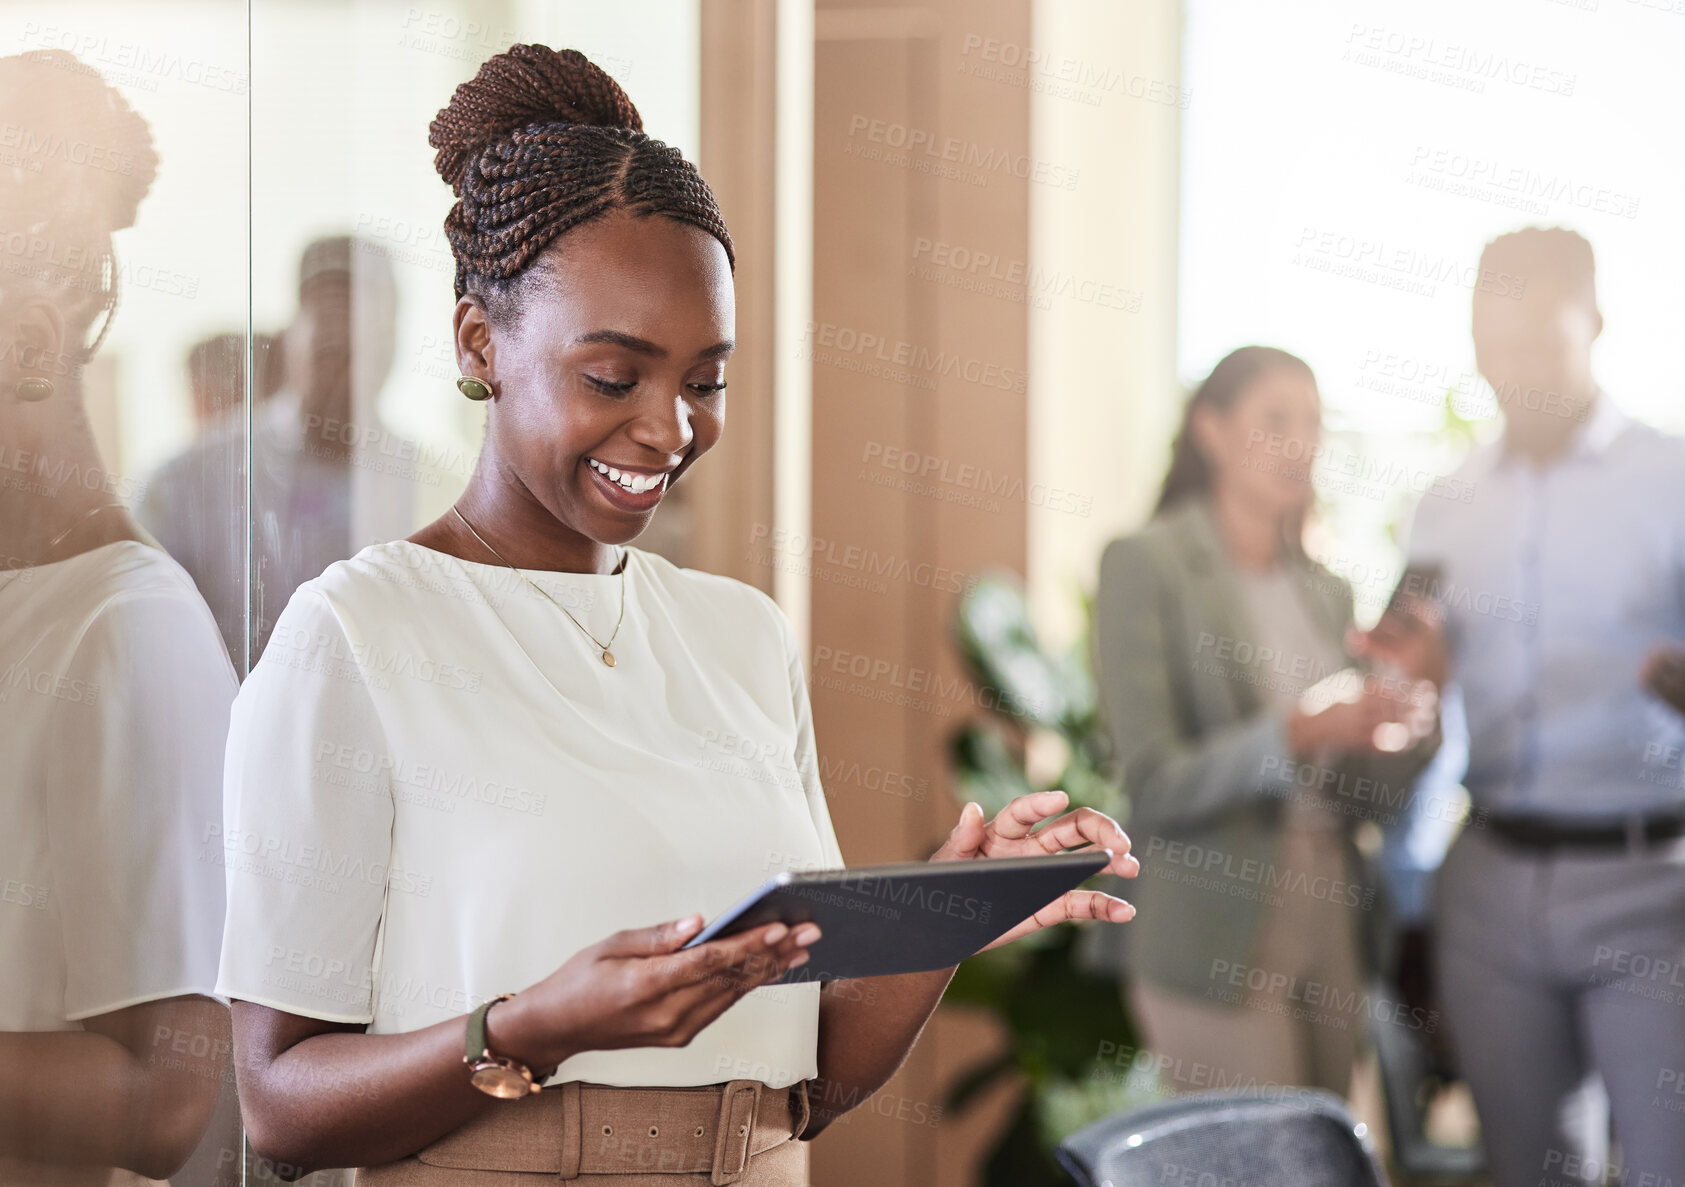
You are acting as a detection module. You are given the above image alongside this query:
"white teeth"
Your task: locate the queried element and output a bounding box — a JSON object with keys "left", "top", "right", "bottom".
{"left": 587, "top": 457, "right": 665, "bottom": 496}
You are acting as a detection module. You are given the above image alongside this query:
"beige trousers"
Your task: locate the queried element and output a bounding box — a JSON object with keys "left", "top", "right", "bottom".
{"left": 355, "top": 1080, "right": 810, "bottom": 1186}
{"left": 1129, "top": 823, "right": 1364, "bottom": 1097}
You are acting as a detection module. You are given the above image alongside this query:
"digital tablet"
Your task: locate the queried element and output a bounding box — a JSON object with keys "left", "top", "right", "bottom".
{"left": 682, "top": 851, "right": 1113, "bottom": 983}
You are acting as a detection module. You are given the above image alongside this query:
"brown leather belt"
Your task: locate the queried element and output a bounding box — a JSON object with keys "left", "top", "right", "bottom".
{"left": 364, "top": 1080, "right": 809, "bottom": 1185}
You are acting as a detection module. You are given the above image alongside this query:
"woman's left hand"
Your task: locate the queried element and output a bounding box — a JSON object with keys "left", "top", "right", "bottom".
{"left": 927, "top": 790, "right": 1139, "bottom": 951}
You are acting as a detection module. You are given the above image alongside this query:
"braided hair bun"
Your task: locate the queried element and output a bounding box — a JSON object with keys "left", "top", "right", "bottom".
{"left": 0, "top": 50, "right": 160, "bottom": 359}
{"left": 428, "top": 44, "right": 732, "bottom": 315}
{"left": 429, "top": 44, "right": 641, "bottom": 193}
{"left": 0, "top": 50, "right": 158, "bottom": 236}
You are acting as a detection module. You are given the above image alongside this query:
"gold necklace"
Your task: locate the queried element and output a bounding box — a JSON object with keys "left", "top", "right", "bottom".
{"left": 0, "top": 503, "right": 128, "bottom": 595}
{"left": 451, "top": 506, "right": 627, "bottom": 668}
{"left": 45, "top": 502, "right": 127, "bottom": 554}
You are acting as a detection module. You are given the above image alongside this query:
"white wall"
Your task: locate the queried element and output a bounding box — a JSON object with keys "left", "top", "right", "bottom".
{"left": 1027, "top": 0, "right": 1186, "bottom": 651}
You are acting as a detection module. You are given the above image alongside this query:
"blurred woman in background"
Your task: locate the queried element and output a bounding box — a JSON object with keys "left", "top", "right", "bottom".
{"left": 1093, "top": 346, "right": 1437, "bottom": 1097}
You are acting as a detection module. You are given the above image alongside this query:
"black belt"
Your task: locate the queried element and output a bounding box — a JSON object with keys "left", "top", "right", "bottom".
{"left": 1487, "top": 811, "right": 1685, "bottom": 851}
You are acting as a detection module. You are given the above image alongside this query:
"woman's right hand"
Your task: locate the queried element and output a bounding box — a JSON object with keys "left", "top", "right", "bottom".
{"left": 484, "top": 915, "right": 820, "bottom": 1072}
{"left": 1287, "top": 674, "right": 1436, "bottom": 757}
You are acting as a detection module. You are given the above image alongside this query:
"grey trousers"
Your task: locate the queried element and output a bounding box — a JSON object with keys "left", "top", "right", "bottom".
{"left": 1434, "top": 825, "right": 1685, "bottom": 1187}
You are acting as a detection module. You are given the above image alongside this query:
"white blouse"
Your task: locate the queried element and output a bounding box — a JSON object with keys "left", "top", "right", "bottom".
{"left": 0, "top": 541, "right": 234, "bottom": 1032}
{"left": 215, "top": 542, "right": 845, "bottom": 1089}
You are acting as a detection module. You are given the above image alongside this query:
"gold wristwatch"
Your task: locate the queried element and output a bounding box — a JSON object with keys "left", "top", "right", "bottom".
{"left": 464, "top": 993, "right": 542, "bottom": 1099}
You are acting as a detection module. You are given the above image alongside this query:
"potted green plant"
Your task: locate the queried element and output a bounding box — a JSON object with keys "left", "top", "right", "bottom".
{"left": 941, "top": 573, "right": 1151, "bottom": 1185}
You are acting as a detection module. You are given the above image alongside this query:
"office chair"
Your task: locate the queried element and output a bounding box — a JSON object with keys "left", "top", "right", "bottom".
{"left": 1368, "top": 976, "right": 1485, "bottom": 1181}
{"left": 1055, "top": 1089, "right": 1388, "bottom": 1187}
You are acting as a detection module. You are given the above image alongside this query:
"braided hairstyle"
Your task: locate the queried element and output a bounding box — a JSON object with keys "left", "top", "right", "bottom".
{"left": 0, "top": 49, "right": 159, "bottom": 366}
{"left": 429, "top": 44, "right": 733, "bottom": 326}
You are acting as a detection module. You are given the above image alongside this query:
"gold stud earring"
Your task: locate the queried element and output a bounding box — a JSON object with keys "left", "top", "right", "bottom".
{"left": 15, "top": 376, "right": 54, "bottom": 402}
{"left": 456, "top": 375, "right": 493, "bottom": 401}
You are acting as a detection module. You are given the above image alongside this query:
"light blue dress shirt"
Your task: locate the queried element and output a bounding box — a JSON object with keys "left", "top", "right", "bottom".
{"left": 1406, "top": 396, "right": 1685, "bottom": 819}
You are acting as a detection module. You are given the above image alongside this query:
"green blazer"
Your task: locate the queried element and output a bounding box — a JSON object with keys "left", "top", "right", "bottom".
{"left": 1087, "top": 498, "right": 1435, "bottom": 998}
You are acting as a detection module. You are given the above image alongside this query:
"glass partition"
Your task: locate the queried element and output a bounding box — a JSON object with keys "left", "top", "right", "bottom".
{"left": 2, "top": 3, "right": 704, "bottom": 1183}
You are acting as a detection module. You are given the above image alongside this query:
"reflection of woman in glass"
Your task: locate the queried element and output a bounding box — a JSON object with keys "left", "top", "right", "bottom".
{"left": 1093, "top": 347, "right": 1438, "bottom": 1097}
{"left": 218, "top": 45, "right": 1137, "bottom": 1184}
{"left": 0, "top": 51, "right": 236, "bottom": 1183}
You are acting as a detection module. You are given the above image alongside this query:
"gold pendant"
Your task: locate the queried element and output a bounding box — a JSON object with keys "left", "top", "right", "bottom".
{"left": 602, "top": 649, "right": 616, "bottom": 668}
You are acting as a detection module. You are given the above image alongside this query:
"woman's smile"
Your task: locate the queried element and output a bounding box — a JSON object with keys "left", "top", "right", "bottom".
{"left": 583, "top": 455, "right": 671, "bottom": 511}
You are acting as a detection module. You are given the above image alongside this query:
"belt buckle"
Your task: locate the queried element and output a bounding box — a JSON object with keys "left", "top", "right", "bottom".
{"left": 1628, "top": 814, "right": 1646, "bottom": 855}
{"left": 711, "top": 1080, "right": 761, "bottom": 1186}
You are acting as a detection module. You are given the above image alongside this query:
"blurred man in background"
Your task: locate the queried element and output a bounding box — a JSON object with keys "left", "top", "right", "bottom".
{"left": 140, "top": 236, "right": 408, "bottom": 666}
{"left": 1368, "top": 227, "right": 1685, "bottom": 1187}
{"left": 139, "top": 330, "right": 281, "bottom": 661}
{"left": 189, "top": 330, "right": 283, "bottom": 429}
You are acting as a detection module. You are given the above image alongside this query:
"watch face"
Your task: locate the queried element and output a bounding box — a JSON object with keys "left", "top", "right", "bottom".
{"left": 470, "top": 1061, "right": 533, "bottom": 1099}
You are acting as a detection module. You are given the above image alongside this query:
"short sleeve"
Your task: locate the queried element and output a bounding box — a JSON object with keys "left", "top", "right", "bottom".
{"left": 46, "top": 587, "right": 237, "bottom": 1021}
{"left": 214, "top": 589, "right": 394, "bottom": 1023}
{"left": 772, "top": 605, "right": 845, "bottom": 870}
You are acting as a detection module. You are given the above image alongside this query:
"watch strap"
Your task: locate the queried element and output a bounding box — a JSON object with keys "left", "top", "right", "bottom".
{"left": 466, "top": 992, "right": 515, "bottom": 1063}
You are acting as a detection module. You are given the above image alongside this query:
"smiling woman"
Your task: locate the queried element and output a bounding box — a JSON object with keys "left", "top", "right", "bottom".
{"left": 212, "top": 42, "right": 1138, "bottom": 1186}
{"left": 433, "top": 207, "right": 736, "bottom": 564}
